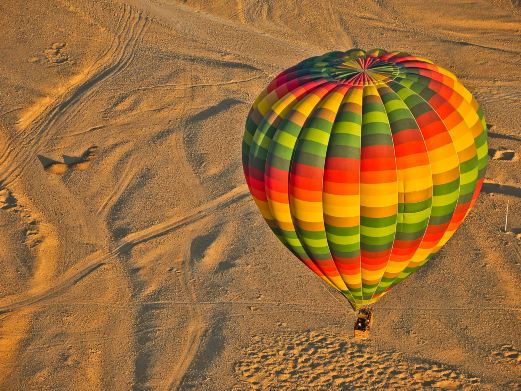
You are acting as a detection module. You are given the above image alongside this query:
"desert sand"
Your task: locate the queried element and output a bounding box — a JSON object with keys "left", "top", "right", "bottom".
{"left": 0, "top": 0, "right": 520, "bottom": 389}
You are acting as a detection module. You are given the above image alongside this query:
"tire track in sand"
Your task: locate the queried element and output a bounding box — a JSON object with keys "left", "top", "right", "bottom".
{"left": 166, "top": 237, "right": 206, "bottom": 391}
{"left": 0, "top": 185, "right": 249, "bottom": 315}
{"left": 0, "top": 4, "right": 149, "bottom": 186}
{"left": 96, "top": 154, "right": 138, "bottom": 217}
{"left": 0, "top": 7, "right": 149, "bottom": 383}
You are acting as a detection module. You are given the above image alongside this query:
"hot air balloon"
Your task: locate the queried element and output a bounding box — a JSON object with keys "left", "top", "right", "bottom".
{"left": 242, "top": 49, "right": 488, "bottom": 338}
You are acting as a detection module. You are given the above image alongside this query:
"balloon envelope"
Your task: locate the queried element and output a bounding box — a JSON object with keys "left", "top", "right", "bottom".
{"left": 243, "top": 49, "right": 488, "bottom": 310}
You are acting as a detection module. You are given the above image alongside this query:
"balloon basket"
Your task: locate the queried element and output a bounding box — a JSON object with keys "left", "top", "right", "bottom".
{"left": 354, "top": 307, "right": 374, "bottom": 339}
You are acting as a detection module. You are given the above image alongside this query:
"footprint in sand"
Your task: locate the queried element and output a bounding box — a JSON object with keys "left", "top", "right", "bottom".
{"left": 41, "top": 145, "right": 99, "bottom": 174}
{"left": 489, "top": 148, "right": 519, "bottom": 161}
{"left": 491, "top": 345, "right": 521, "bottom": 365}
{"left": 0, "top": 187, "right": 42, "bottom": 248}
{"left": 43, "top": 42, "right": 71, "bottom": 65}
{"left": 235, "top": 331, "right": 482, "bottom": 390}
{"left": 0, "top": 188, "right": 18, "bottom": 210}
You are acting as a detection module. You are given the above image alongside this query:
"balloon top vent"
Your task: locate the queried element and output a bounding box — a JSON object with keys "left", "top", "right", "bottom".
{"left": 306, "top": 49, "right": 402, "bottom": 86}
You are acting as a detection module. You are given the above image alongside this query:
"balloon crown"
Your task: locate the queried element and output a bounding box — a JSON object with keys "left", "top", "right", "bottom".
{"left": 303, "top": 49, "right": 403, "bottom": 86}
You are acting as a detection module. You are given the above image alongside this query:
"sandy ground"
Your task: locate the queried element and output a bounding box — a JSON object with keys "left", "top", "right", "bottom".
{"left": 0, "top": 0, "right": 520, "bottom": 389}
